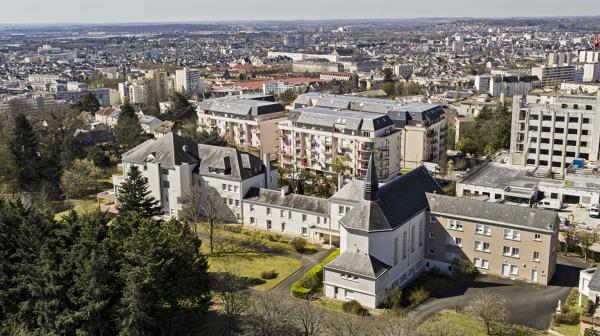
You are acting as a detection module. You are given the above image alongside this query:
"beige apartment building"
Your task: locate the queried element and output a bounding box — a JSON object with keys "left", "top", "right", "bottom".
{"left": 197, "top": 94, "right": 286, "bottom": 155}
{"left": 293, "top": 93, "right": 447, "bottom": 169}
{"left": 425, "top": 194, "right": 559, "bottom": 285}
{"left": 278, "top": 107, "right": 401, "bottom": 181}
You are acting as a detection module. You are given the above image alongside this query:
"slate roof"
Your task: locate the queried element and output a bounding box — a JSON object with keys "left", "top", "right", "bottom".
{"left": 329, "top": 180, "right": 364, "bottom": 203}
{"left": 289, "top": 107, "right": 394, "bottom": 131}
{"left": 325, "top": 247, "right": 391, "bottom": 279}
{"left": 198, "top": 94, "right": 283, "bottom": 117}
{"left": 122, "top": 132, "right": 268, "bottom": 181}
{"left": 426, "top": 193, "right": 559, "bottom": 232}
{"left": 243, "top": 187, "right": 329, "bottom": 215}
{"left": 589, "top": 266, "right": 600, "bottom": 291}
{"left": 340, "top": 166, "right": 443, "bottom": 232}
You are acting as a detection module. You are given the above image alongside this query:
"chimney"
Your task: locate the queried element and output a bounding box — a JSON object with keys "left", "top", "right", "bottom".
{"left": 223, "top": 156, "right": 231, "bottom": 174}
{"left": 337, "top": 174, "right": 345, "bottom": 191}
{"left": 281, "top": 185, "right": 290, "bottom": 197}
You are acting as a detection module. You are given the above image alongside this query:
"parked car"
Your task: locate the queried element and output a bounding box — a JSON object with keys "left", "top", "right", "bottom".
{"left": 537, "top": 199, "right": 563, "bottom": 211}
{"left": 590, "top": 204, "right": 600, "bottom": 218}
{"left": 422, "top": 162, "right": 440, "bottom": 174}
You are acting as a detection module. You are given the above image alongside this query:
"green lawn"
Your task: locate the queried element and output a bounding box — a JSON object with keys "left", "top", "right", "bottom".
{"left": 216, "top": 226, "right": 322, "bottom": 254}
{"left": 551, "top": 288, "right": 581, "bottom": 336}
{"left": 400, "top": 168, "right": 413, "bottom": 175}
{"left": 419, "top": 310, "right": 546, "bottom": 336}
{"left": 554, "top": 323, "right": 580, "bottom": 336}
{"left": 314, "top": 298, "right": 344, "bottom": 312}
{"left": 54, "top": 199, "right": 100, "bottom": 220}
{"left": 202, "top": 242, "right": 302, "bottom": 291}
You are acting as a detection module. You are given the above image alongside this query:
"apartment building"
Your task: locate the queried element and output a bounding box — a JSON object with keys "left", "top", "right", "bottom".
{"left": 292, "top": 93, "right": 447, "bottom": 169}
{"left": 145, "top": 70, "right": 171, "bottom": 102}
{"left": 242, "top": 186, "right": 333, "bottom": 244}
{"left": 113, "top": 132, "right": 278, "bottom": 221}
{"left": 489, "top": 75, "right": 540, "bottom": 97}
{"left": 393, "top": 64, "right": 414, "bottom": 79}
{"left": 510, "top": 92, "right": 600, "bottom": 173}
{"left": 197, "top": 94, "right": 286, "bottom": 155}
{"left": 119, "top": 81, "right": 147, "bottom": 104}
{"left": 278, "top": 107, "right": 401, "bottom": 181}
{"left": 292, "top": 61, "right": 343, "bottom": 73}
{"left": 426, "top": 193, "right": 559, "bottom": 285}
{"left": 531, "top": 65, "right": 577, "bottom": 87}
{"left": 175, "top": 67, "right": 205, "bottom": 96}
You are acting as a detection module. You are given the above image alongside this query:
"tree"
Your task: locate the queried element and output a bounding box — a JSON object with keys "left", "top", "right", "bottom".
{"left": 278, "top": 89, "right": 298, "bottom": 105}
{"left": 382, "top": 68, "right": 394, "bottom": 83}
{"left": 182, "top": 186, "right": 234, "bottom": 254}
{"left": 73, "top": 93, "right": 101, "bottom": 113}
{"left": 456, "top": 137, "right": 478, "bottom": 155}
{"left": 562, "top": 227, "right": 577, "bottom": 256}
{"left": 164, "top": 92, "right": 196, "bottom": 122}
{"left": 61, "top": 159, "right": 103, "bottom": 200}
{"left": 419, "top": 316, "right": 462, "bottom": 336}
{"left": 114, "top": 114, "right": 145, "bottom": 152}
{"left": 180, "top": 121, "right": 229, "bottom": 147}
{"left": 211, "top": 268, "right": 251, "bottom": 333}
{"left": 10, "top": 114, "right": 41, "bottom": 191}
{"left": 117, "top": 166, "right": 163, "bottom": 218}
{"left": 292, "top": 301, "right": 325, "bottom": 336}
{"left": 381, "top": 82, "right": 396, "bottom": 96}
{"left": 120, "top": 100, "right": 136, "bottom": 119}
{"left": 375, "top": 314, "right": 419, "bottom": 336}
{"left": 244, "top": 292, "right": 296, "bottom": 336}
{"left": 464, "top": 292, "right": 508, "bottom": 335}
{"left": 577, "top": 230, "right": 597, "bottom": 261}
{"left": 118, "top": 217, "right": 210, "bottom": 335}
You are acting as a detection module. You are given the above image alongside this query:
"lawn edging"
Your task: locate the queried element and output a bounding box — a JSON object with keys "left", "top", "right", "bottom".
{"left": 291, "top": 248, "right": 340, "bottom": 299}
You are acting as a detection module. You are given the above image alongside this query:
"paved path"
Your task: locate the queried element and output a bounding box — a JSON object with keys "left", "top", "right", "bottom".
{"left": 272, "top": 248, "right": 333, "bottom": 294}
{"left": 413, "top": 255, "right": 587, "bottom": 330}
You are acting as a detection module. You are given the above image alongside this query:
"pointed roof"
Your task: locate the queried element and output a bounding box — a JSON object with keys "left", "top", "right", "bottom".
{"left": 325, "top": 247, "right": 391, "bottom": 279}
{"left": 340, "top": 166, "right": 443, "bottom": 232}
{"left": 364, "top": 153, "right": 378, "bottom": 201}
{"left": 122, "top": 132, "right": 199, "bottom": 168}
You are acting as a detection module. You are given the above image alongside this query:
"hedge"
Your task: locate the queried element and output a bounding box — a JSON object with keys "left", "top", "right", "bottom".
{"left": 291, "top": 248, "right": 340, "bottom": 299}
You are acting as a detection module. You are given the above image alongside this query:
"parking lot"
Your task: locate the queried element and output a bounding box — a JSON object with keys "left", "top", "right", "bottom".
{"left": 561, "top": 203, "right": 600, "bottom": 229}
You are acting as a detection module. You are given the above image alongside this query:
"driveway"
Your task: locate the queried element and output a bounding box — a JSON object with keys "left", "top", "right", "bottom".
{"left": 413, "top": 255, "right": 587, "bottom": 330}
{"left": 271, "top": 247, "right": 334, "bottom": 294}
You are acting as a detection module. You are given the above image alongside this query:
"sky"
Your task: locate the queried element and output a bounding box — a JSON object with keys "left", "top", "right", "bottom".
{"left": 1, "top": 0, "right": 600, "bottom": 24}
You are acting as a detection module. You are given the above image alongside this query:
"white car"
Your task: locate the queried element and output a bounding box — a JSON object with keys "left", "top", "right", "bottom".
{"left": 590, "top": 204, "right": 600, "bottom": 218}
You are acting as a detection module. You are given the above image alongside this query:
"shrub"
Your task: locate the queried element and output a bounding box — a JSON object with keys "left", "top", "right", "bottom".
{"left": 290, "top": 237, "right": 307, "bottom": 252}
{"left": 342, "top": 300, "right": 369, "bottom": 316}
{"left": 408, "top": 287, "right": 430, "bottom": 307}
{"left": 291, "top": 282, "right": 312, "bottom": 299}
{"left": 222, "top": 225, "right": 242, "bottom": 233}
{"left": 553, "top": 311, "right": 580, "bottom": 325}
{"left": 382, "top": 287, "right": 403, "bottom": 312}
{"left": 299, "top": 272, "right": 320, "bottom": 289}
{"left": 260, "top": 270, "right": 278, "bottom": 280}
{"left": 451, "top": 258, "right": 477, "bottom": 279}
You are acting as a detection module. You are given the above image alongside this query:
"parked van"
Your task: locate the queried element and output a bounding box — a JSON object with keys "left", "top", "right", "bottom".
{"left": 590, "top": 204, "right": 600, "bottom": 218}
{"left": 537, "top": 199, "right": 562, "bottom": 211}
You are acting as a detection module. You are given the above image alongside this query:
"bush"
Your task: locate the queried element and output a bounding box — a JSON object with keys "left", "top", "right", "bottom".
{"left": 290, "top": 237, "right": 307, "bottom": 252}
{"left": 382, "top": 287, "right": 403, "bottom": 312}
{"left": 222, "top": 225, "right": 242, "bottom": 233}
{"left": 408, "top": 287, "right": 430, "bottom": 307}
{"left": 553, "top": 311, "right": 580, "bottom": 325}
{"left": 342, "top": 300, "right": 369, "bottom": 316}
{"left": 290, "top": 249, "right": 340, "bottom": 299}
{"left": 260, "top": 270, "right": 278, "bottom": 280}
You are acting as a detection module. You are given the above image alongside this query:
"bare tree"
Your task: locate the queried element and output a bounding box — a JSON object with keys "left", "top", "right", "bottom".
{"left": 375, "top": 313, "right": 420, "bottom": 336}
{"left": 463, "top": 292, "right": 508, "bottom": 335}
{"left": 292, "top": 301, "right": 326, "bottom": 336}
{"left": 211, "top": 263, "right": 251, "bottom": 335}
{"left": 561, "top": 227, "right": 577, "bottom": 256}
{"left": 243, "top": 292, "right": 296, "bottom": 336}
{"left": 324, "top": 312, "right": 370, "bottom": 336}
{"left": 180, "top": 185, "right": 234, "bottom": 254}
{"left": 577, "top": 230, "right": 598, "bottom": 262}
{"left": 419, "top": 315, "right": 462, "bottom": 336}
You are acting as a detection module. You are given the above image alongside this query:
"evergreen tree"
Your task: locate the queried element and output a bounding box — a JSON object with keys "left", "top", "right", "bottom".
{"left": 73, "top": 93, "right": 101, "bottom": 113}
{"left": 114, "top": 102, "right": 145, "bottom": 152}
{"left": 119, "top": 100, "right": 136, "bottom": 119}
{"left": 164, "top": 92, "right": 196, "bottom": 122}
{"left": 10, "top": 114, "right": 41, "bottom": 191}
{"left": 117, "top": 166, "right": 163, "bottom": 218}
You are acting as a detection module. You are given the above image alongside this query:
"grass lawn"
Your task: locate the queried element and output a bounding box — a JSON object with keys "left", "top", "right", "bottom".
{"left": 216, "top": 226, "right": 322, "bottom": 254}
{"left": 54, "top": 199, "right": 100, "bottom": 220}
{"left": 314, "top": 298, "right": 344, "bottom": 312}
{"left": 202, "top": 242, "right": 302, "bottom": 291}
{"left": 419, "top": 310, "right": 546, "bottom": 336}
{"left": 551, "top": 288, "right": 581, "bottom": 336}
{"left": 400, "top": 168, "right": 413, "bottom": 174}
{"left": 554, "top": 323, "right": 580, "bottom": 336}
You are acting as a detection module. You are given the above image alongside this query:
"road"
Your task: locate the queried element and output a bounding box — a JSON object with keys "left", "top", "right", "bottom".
{"left": 413, "top": 255, "right": 587, "bottom": 330}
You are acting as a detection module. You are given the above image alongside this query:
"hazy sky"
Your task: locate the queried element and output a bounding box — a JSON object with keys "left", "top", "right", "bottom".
{"left": 2, "top": 0, "right": 600, "bottom": 24}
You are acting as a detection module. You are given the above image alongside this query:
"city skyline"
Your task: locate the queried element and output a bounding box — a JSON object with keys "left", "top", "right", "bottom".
{"left": 2, "top": 0, "right": 600, "bottom": 24}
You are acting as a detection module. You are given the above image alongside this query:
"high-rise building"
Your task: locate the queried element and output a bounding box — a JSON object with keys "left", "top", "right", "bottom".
{"left": 175, "top": 67, "right": 205, "bottom": 96}
{"left": 145, "top": 70, "right": 171, "bottom": 102}
{"left": 531, "top": 65, "right": 577, "bottom": 87}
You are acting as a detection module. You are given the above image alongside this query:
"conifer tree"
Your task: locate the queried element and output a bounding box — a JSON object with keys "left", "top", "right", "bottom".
{"left": 10, "top": 114, "right": 41, "bottom": 191}
{"left": 117, "top": 166, "right": 163, "bottom": 218}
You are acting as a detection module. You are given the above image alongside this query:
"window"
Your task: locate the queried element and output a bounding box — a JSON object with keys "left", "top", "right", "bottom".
{"left": 449, "top": 220, "right": 463, "bottom": 231}
{"left": 266, "top": 207, "right": 271, "bottom": 215}
{"left": 228, "top": 185, "right": 233, "bottom": 192}
{"left": 534, "top": 233, "right": 541, "bottom": 241}
{"left": 280, "top": 209, "right": 285, "bottom": 218}
{"left": 235, "top": 199, "right": 239, "bottom": 206}
{"left": 474, "top": 258, "right": 489, "bottom": 269}
{"left": 402, "top": 232, "right": 407, "bottom": 259}
{"left": 429, "top": 216, "right": 436, "bottom": 224}
{"left": 510, "top": 265, "right": 519, "bottom": 275}
{"left": 222, "top": 184, "right": 227, "bottom": 191}
{"left": 429, "top": 232, "right": 436, "bottom": 239}
{"left": 483, "top": 242, "right": 490, "bottom": 252}
{"left": 281, "top": 222, "right": 285, "bottom": 231}
{"left": 267, "top": 220, "right": 272, "bottom": 230}
{"left": 250, "top": 204, "right": 255, "bottom": 212}
{"left": 301, "top": 227, "right": 308, "bottom": 236}
{"left": 162, "top": 180, "right": 170, "bottom": 188}
{"left": 222, "top": 198, "right": 227, "bottom": 204}
{"left": 428, "top": 249, "right": 435, "bottom": 256}
{"left": 250, "top": 217, "right": 255, "bottom": 224}
{"left": 533, "top": 251, "right": 540, "bottom": 262}
{"left": 288, "top": 211, "right": 292, "bottom": 219}
{"left": 228, "top": 198, "right": 233, "bottom": 205}
{"left": 512, "top": 247, "right": 520, "bottom": 258}
{"left": 474, "top": 241, "right": 483, "bottom": 251}
{"left": 394, "top": 237, "right": 399, "bottom": 265}
{"left": 302, "top": 214, "right": 307, "bottom": 222}
{"left": 475, "top": 224, "right": 491, "bottom": 235}
{"left": 234, "top": 186, "right": 239, "bottom": 192}
{"left": 418, "top": 222, "right": 423, "bottom": 247}
{"left": 411, "top": 226, "right": 415, "bottom": 252}
{"left": 339, "top": 205, "right": 346, "bottom": 214}
{"left": 503, "top": 246, "right": 510, "bottom": 256}
{"left": 454, "top": 237, "right": 462, "bottom": 247}
{"left": 504, "top": 229, "right": 520, "bottom": 241}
